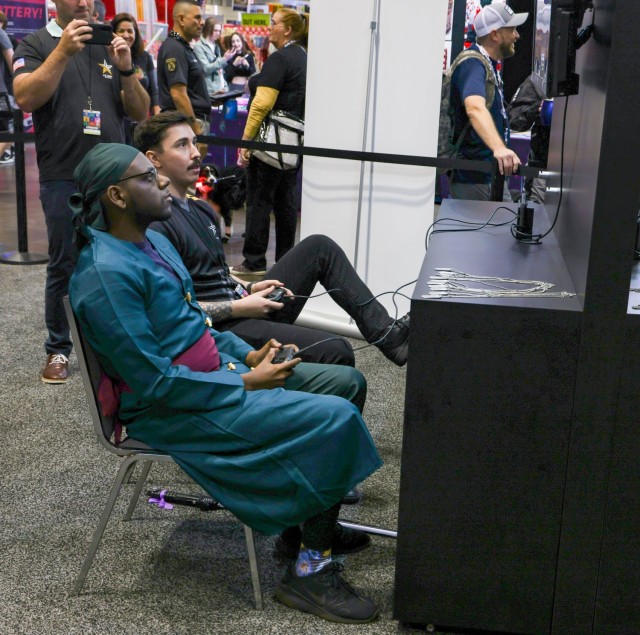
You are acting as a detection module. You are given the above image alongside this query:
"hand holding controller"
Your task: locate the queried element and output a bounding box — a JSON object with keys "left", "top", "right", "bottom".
{"left": 271, "top": 345, "right": 297, "bottom": 364}
{"left": 266, "top": 288, "right": 290, "bottom": 302}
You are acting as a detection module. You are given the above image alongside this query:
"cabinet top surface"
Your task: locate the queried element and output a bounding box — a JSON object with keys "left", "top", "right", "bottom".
{"left": 414, "top": 199, "right": 582, "bottom": 312}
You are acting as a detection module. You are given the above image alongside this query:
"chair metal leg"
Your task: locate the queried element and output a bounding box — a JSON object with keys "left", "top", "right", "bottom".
{"left": 123, "top": 460, "right": 153, "bottom": 521}
{"left": 243, "top": 525, "right": 264, "bottom": 610}
{"left": 338, "top": 519, "right": 397, "bottom": 539}
{"left": 72, "top": 455, "right": 139, "bottom": 595}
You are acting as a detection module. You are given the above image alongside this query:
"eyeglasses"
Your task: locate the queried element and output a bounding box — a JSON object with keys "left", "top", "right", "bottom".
{"left": 116, "top": 167, "right": 158, "bottom": 184}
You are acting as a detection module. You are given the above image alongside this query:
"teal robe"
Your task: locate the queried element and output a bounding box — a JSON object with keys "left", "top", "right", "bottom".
{"left": 69, "top": 228, "right": 382, "bottom": 534}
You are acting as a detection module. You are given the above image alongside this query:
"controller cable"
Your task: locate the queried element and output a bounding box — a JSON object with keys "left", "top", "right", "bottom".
{"left": 275, "top": 279, "right": 417, "bottom": 356}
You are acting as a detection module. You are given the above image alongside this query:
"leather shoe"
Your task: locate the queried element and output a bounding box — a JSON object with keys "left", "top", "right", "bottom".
{"left": 377, "top": 313, "right": 410, "bottom": 366}
{"left": 41, "top": 353, "right": 69, "bottom": 384}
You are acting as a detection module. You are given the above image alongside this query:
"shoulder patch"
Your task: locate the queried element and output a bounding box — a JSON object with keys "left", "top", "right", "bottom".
{"left": 166, "top": 57, "right": 176, "bottom": 72}
{"left": 13, "top": 58, "right": 25, "bottom": 72}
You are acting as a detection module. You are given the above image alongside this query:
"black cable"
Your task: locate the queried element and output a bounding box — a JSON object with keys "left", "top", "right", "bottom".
{"left": 510, "top": 96, "right": 570, "bottom": 244}
{"left": 534, "top": 96, "right": 569, "bottom": 240}
{"left": 287, "top": 278, "right": 417, "bottom": 355}
{"left": 425, "top": 206, "right": 517, "bottom": 250}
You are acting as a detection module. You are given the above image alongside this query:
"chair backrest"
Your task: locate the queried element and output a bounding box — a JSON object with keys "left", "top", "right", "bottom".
{"left": 63, "top": 297, "right": 150, "bottom": 455}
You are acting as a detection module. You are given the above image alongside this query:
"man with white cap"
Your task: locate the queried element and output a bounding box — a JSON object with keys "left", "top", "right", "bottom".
{"left": 449, "top": 1, "right": 528, "bottom": 200}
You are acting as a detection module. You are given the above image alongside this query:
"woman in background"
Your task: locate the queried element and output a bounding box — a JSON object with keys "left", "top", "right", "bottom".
{"left": 111, "top": 12, "right": 159, "bottom": 142}
{"left": 223, "top": 32, "right": 256, "bottom": 91}
{"left": 234, "top": 10, "right": 308, "bottom": 276}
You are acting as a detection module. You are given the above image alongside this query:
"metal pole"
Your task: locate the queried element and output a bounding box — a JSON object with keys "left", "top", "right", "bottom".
{"left": 451, "top": 0, "right": 467, "bottom": 63}
{"left": 338, "top": 519, "right": 397, "bottom": 539}
{"left": 353, "top": 0, "right": 381, "bottom": 276}
{"left": 0, "top": 109, "right": 48, "bottom": 265}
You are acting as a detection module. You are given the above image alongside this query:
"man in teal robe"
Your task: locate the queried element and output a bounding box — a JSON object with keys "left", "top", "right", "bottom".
{"left": 68, "top": 143, "right": 382, "bottom": 624}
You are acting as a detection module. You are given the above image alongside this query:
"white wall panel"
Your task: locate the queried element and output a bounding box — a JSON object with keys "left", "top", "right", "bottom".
{"left": 297, "top": 0, "right": 447, "bottom": 334}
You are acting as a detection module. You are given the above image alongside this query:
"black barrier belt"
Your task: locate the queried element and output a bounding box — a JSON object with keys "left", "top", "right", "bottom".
{"left": 0, "top": 128, "right": 541, "bottom": 179}
{"left": 198, "top": 134, "right": 542, "bottom": 179}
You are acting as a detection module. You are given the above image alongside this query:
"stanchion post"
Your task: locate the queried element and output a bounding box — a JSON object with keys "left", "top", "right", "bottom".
{"left": 0, "top": 110, "right": 48, "bottom": 265}
{"left": 14, "top": 108, "right": 28, "bottom": 253}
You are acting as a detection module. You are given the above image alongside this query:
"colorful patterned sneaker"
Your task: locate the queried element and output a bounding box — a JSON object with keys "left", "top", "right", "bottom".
{"left": 41, "top": 353, "right": 69, "bottom": 384}
{"left": 275, "top": 523, "right": 371, "bottom": 560}
{"left": 275, "top": 562, "right": 379, "bottom": 624}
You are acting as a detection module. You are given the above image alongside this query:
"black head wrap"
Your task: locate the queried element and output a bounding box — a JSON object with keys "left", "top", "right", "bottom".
{"left": 69, "top": 143, "right": 140, "bottom": 233}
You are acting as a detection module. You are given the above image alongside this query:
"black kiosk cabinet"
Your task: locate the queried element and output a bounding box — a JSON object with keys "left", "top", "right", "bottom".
{"left": 394, "top": 1, "right": 640, "bottom": 633}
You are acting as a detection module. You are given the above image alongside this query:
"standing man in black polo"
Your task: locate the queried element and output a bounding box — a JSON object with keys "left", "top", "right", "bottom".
{"left": 157, "top": 0, "right": 209, "bottom": 146}
{"left": 13, "top": 0, "right": 150, "bottom": 383}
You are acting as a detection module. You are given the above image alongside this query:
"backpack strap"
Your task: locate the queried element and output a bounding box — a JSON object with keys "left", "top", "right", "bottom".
{"left": 448, "top": 49, "right": 496, "bottom": 110}
{"left": 447, "top": 50, "right": 497, "bottom": 153}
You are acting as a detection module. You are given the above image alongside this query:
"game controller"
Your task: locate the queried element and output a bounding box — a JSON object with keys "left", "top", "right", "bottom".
{"left": 271, "top": 345, "right": 297, "bottom": 364}
{"left": 266, "top": 288, "right": 286, "bottom": 302}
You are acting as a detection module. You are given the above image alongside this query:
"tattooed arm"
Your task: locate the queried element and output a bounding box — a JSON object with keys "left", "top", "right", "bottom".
{"left": 199, "top": 285, "right": 287, "bottom": 323}
{"left": 199, "top": 301, "right": 234, "bottom": 323}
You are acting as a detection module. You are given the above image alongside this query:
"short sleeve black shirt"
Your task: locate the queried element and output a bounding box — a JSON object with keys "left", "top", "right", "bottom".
{"left": 149, "top": 197, "right": 239, "bottom": 302}
{"left": 14, "top": 25, "right": 125, "bottom": 182}
{"left": 248, "top": 43, "right": 306, "bottom": 117}
{"left": 157, "top": 33, "right": 210, "bottom": 119}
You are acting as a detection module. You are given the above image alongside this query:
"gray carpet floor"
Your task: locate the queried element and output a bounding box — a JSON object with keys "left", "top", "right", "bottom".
{"left": 0, "top": 263, "right": 440, "bottom": 635}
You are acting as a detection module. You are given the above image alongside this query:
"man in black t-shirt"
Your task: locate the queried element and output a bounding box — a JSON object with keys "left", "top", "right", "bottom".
{"left": 157, "top": 0, "right": 209, "bottom": 143}
{"left": 136, "top": 112, "right": 411, "bottom": 368}
{"left": 13, "top": 0, "right": 150, "bottom": 384}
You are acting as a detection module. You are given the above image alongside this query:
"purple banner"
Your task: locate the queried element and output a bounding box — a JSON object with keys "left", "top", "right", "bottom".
{"left": 0, "top": 0, "right": 46, "bottom": 41}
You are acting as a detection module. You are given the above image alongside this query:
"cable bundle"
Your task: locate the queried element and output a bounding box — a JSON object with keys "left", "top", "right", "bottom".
{"left": 421, "top": 268, "right": 575, "bottom": 300}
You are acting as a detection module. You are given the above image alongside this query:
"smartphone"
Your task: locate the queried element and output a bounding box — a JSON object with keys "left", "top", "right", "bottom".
{"left": 87, "top": 24, "right": 113, "bottom": 45}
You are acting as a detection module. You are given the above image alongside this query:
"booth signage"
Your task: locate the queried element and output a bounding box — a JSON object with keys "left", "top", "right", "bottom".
{"left": 241, "top": 13, "right": 270, "bottom": 26}
{"left": 0, "top": 0, "right": 46, "bottom": 39}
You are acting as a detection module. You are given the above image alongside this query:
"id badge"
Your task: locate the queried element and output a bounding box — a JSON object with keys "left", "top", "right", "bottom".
{"left": 235, "top": 283, "right": 249, "bottom": 298}
{"left": 83, "top": 109, "right": 101, "bottom": 136}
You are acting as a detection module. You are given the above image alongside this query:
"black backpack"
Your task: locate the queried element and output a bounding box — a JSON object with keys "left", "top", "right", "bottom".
{"left": 437, "top": 50, "right": 496, "bottom": 174}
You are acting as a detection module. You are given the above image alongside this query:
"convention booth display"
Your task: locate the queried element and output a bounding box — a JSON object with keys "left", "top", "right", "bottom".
{"left": 395, "top": 1, "right": 640, "bottom": 633}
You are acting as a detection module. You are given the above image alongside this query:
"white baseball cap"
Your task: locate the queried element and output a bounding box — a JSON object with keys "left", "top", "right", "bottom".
{"left": 474, "top": 2, "right": 529, "bottom": 38}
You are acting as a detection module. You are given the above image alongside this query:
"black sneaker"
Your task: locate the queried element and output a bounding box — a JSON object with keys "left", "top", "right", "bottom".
{"left": 377, "top": 313, "right": 410, "bottom": 366}
{"left": 275, "top": 522, "right": 371, "bottom": 560}
{"left": 0, "top": 151, "right": 14, "bottom": 165}
{"left": 275, "top": 562, "right": 379, "bottom": 624}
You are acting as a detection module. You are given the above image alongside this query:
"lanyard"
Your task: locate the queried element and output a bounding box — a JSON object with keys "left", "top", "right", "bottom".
{"left": 73, "top": 46, "right": 93, "bottom": 109}
{"left": 475, "top": 44, "right": 509, "bottom": 142}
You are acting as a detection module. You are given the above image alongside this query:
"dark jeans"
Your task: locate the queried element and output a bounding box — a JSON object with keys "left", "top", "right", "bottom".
{"left": 242, "top": 158, "right": 298, "bottom": 270}
{"left": 40, "top": 180, "right": 78, "bottom": 356}
{"left": 219, "top": 235, "right": 395, "bottom": 366}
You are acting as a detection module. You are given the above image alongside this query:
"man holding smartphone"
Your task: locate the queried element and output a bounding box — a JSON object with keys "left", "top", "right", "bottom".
{"left": 13, "top": 0, "right": 150, "bottom": 384}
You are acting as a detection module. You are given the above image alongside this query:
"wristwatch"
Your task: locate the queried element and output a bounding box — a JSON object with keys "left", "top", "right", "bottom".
{"left": 119, "top": 66, "right": 136, "bottom": 77}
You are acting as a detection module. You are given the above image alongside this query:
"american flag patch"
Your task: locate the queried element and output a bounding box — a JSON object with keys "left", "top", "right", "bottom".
{"left": 13, "top": 58, "right": 25, "bottom": 72}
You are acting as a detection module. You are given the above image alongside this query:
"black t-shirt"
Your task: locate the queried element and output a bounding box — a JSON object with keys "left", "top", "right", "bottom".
{"left": 149, "top": 196, "right": 240, "bottom": 302}
{"left": 248, "top": 43, "right": 306, "bottom": 117}
{"left": 14, "top": 25, "right": 125, "bottom": 181}
{"left": 157, "top": 33, "right": 210, "bottom": 119}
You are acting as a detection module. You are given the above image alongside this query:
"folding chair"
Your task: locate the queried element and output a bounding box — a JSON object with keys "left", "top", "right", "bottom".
{"left": 63, "top": 297, "right": 264, "bottom": 609}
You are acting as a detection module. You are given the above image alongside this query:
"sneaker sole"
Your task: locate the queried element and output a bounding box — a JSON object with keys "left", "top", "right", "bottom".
{"left": 275, "top": 585, "right": 379, "bottom": 624}
{"left": 41, "top": 376, "right": 69, "bottom": 384}
{"left": 230, "top": 269, "right": 266, "bottom": 279}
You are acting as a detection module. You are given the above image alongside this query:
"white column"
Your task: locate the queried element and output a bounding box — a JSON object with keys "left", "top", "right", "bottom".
{"left": 297, "top": 0, "right": 448, "bottom": 336}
